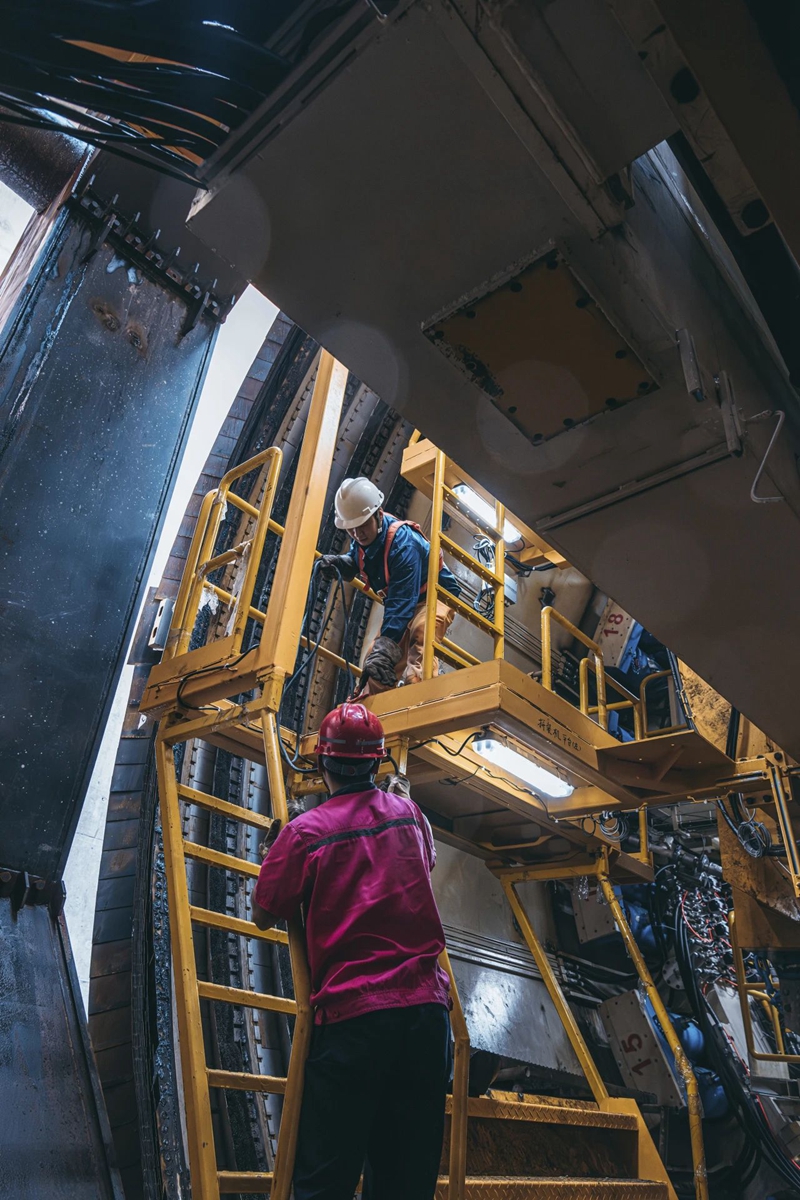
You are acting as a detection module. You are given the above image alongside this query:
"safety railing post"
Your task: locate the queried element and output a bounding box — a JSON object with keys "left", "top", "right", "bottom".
{"left": 769, "top": 764, "right": 800, "bottom": 897}
{"left": 439, "top": 950, "right": 469, "bottom": 1200}
{"left": 261, "top": 712, "right": 314, "bottom": 1200}
{"left": 729, "top": 910, "right": 800, "bottom": 1064}
{"left": 423, "top": 449, "right": 446, "bottom": 680}
{"left": 497, "top": 874, "right": 610, "bottom": 1106}
{"left": 541, "top": 606, "right": 553, "bottom": 692}
{"left": 166, "top": 491, "right": 217, "bottom": 660}
{"left": 154, "top": 736, "right": 219, "bottom": 1199}
{"left": 492, "top": 499, "right": 505, "bottom": 660}
{"left": 256, "top": 351, "right": 349, "bottom": 680}
{"left": 598, "top": 874, "right": 708, "bottom": 1200}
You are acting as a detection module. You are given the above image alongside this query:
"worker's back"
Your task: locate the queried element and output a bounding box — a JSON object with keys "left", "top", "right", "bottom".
{"left": 253, "top": 784, "right": 450, "bottom": 1022}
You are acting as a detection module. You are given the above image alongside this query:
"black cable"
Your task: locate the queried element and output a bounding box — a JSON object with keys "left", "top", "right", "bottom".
{"left": 278, "top": 560, "right": 357, "bottom": 775}
{"left": 409, "top": 730, "right": 486, "bottom": 756}
{"left": 175, "top": 644, "right": 257, "bottom": 711}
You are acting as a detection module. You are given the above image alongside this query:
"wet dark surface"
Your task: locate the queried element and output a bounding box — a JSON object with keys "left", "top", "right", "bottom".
{"left": 0, "top": 899, "right": 122, "bottom": 1199}
{"left": 0, "top": 206, "right": 216, "bottom": 879}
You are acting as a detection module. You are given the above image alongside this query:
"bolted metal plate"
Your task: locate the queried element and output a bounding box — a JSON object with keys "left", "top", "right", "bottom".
{"left": 600, "top": 991, "right": 683, "bottom": 1107}
{"left": 424, "top": 250, "right": 656, "bottom": 444}
{"left": 435, "top": 1178, "right": 669, "bottom": 1199}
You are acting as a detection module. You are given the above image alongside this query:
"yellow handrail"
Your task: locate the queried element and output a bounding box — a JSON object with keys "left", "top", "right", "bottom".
{"left": 598, "top": 874, "right": 708, "bottom": 1200}
{"left": 543, "top": 606, "right": 610, "bottom": 730}
{"left": 730, "top": 910, "right": 800, "bottom": 1063}
{"left": 439, "top": 950, "right": 469, "bottom": 1200}
{"left": 165, "top": 446, "right": 283, "bottom": 659}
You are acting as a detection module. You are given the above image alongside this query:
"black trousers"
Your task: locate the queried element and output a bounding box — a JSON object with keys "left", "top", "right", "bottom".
{"left": 293, "top": 1003, "right": 452, "bottom": 1200}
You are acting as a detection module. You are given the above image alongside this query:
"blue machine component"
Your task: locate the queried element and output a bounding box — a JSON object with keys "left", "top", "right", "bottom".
{"left": 624, "top": 897, "right": 658, "bottom": 957}
{"left": 670, "top": 1013, "right": 705, "bottom": 1063}
{"left": 695, "top": 1068, "right": 729, "bottom": 1119}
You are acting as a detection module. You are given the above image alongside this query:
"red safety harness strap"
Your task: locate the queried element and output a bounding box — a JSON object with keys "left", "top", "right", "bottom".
{"left": 357, "top": 516, "right": 444, "bottom": 599}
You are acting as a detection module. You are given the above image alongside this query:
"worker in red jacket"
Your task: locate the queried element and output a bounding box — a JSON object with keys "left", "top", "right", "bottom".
{"left": 318, "top": 476, "right": 461, "bottom": 696}
{"left": 251, "top": 703, "right": 452, "bottom": 1200}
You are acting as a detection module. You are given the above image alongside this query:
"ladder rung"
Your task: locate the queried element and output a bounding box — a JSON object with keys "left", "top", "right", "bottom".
{"left": 226, "top": 492, "right": 260, "bottom": 519}
{"left": 439, "top": 636, "right": 481, "bottom": 667}
{"left": 182, "top": 841, "right": 261, "bottom": 878}
{"left": 434, "top": 640, "right": 477, "bottom": 671}
{"left": 189, "top": 905, "right": 288, "bottom": 944}
{"left": 218, "top": 1171, "right": 273, "bottom": 1193}
{"left": 437, "top": 584, "right": 502, "bottom": 637}
{"left": 198, "top": 980, "right": 297, "bottom": 1015}
{"left": 208, "top": 1068, "right": 286, "bottom": 1094}
{"left": 440, "top": 531, "right": 502, "bottom": 586}
{"left": 178, "top": 784, "right": 274, "bottom": 830}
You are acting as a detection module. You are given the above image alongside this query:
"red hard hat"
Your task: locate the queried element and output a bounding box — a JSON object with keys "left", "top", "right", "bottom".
{"left": 315, "top": 703, "right": 386, "bottom": 760}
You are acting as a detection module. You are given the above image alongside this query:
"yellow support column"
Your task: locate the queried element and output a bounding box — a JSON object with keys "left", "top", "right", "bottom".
{"left": 261, "top": 712, "right": 314, "bottom": 1200}
{"left": 155, "top": 736, "right": 219, "bottom": 1199}
{"left": 439, "top": 950, "right": 469, "bottom": 1200}
{"left": 598, "top": 874, "right": 708, "bottom": 1200}
{"left": 423, "top": 448, "right": 446, "bottom": 680}
{"left": 256, "top": 350, "right": 349, "bottom": 682}
{"left": 492, "top": 498, "right": 505, "bottom": 661}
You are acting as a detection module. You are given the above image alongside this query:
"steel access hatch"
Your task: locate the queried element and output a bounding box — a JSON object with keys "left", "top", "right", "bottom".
{"left": 424, "top": 249, "right": 657, "bottom": 443}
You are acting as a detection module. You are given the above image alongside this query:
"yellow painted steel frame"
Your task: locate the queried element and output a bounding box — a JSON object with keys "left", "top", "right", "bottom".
{"left": 166, "top": 445, "right": 283, "bottom": 660}
{"left": 440, "top": 950, "right": 469, "bottom": 1200}
{"left": 153, "top": 351, "right": 347, "bottom": 1200}
{"left": 150, "top": 357, "right": 479, "bottom": 1199}
{"left": 422, "top": 446, "right": 505, "bottom": 680}
{"left": 542, "top": 605, "right": 609, "bottom": 732}
{"left": 543, "top": 612, "right": 687, "bottom": 746}
{"left": 492, "top": 858, "right": 688, "bottom": 1200}
{"left": 769, "top": 763, "right": 800, "bottom": 898}
{"left": 729, "top": 911, "right": 800, "bottom": 1064}
{"left": 597, "top": 876, "right": 708, "bottom": 1200}
{"left": 639, "top": 671, "right": 687, "bottom": 737}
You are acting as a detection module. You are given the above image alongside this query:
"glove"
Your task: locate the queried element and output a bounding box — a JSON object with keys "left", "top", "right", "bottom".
{"left": 258, "top": 819, "right": 282, "bottom": 860}
{"left": 361, "top": 636, "right": 403, "bottom": 689}
{"left": 318, "top": 554, "right": 357, "bottom": 582}
{"left": 384, "top": 773, "right": 412, "bottom": 799}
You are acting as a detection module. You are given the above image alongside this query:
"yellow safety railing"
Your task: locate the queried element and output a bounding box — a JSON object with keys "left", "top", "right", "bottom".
{"left": 163, "top": 449, "right": 386, "bottom": 682}
{"left": 541, "top": 608, "right": 692, "bottom": 746}
{"left": 639, "top": 670, "right": 687, "bottom": 736}
{"left": 730, "top": 911, "right": 800, "bottom": 1064}
{"left": 493, "top": 857, "right": 705, "bottom": 1200}
{"left": 768, "top": 764, "right": 800, "bottom": 898}
{"left": 166, "top": 446, "right": 283, "bottom": 659}
{"left": 422, "top": 446, "right": 505, "bottom": 679}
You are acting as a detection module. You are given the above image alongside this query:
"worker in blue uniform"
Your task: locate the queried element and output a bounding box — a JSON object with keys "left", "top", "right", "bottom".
{"left": 319, "top": 476, "right": 461, "bottom": 695}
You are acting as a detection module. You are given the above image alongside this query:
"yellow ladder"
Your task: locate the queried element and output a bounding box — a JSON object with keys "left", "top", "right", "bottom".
{"left": 422, "top": 445, "right": 506, "bottom": 678}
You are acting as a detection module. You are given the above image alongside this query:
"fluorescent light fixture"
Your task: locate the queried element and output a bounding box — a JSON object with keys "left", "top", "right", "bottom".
{"left": 473, "top": 738, "right": 574, "bottom": 799}
{"left": 452, "top": 484, "right": 521, "bottom": 543}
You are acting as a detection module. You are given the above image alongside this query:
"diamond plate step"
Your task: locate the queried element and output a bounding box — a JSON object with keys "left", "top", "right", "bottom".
{"left": 445, "top": 1094, "right": 638, "bottom": 1131}
{"left": 435, "top": 1179, "right": 669, "bottom": 1199}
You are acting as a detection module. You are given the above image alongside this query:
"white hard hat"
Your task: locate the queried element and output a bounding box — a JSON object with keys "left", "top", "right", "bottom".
{"left": 334, "top": 477, "right": 385, "bottom": 529}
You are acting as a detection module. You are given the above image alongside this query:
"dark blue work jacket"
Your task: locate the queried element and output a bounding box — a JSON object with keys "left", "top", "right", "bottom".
{"left": 344, "top": 513, "right": 461, "bottom": 642}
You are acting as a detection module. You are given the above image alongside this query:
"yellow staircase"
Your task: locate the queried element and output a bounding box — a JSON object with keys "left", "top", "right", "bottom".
{"left": 435, "top": 1092, "right": 671, "bottom": 1199}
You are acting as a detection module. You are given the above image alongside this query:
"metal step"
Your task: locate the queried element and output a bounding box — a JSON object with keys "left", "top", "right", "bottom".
{"left": 435, "top": 1179, "right": 669, "bottom": 1199}
{"left": 446, "top": 1093, "right": 638, "bottom": 1132}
